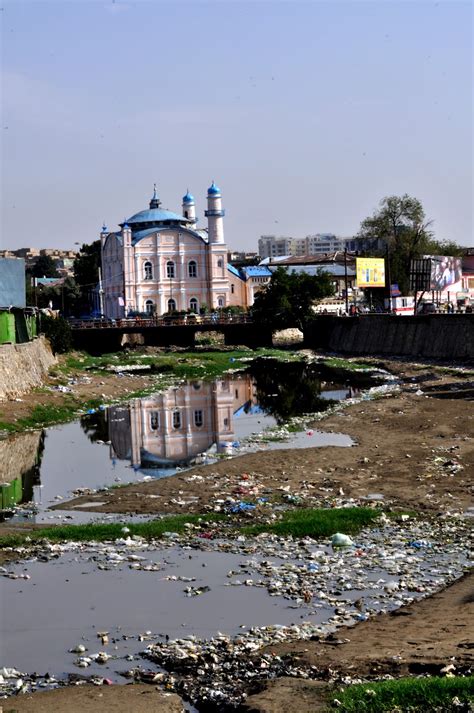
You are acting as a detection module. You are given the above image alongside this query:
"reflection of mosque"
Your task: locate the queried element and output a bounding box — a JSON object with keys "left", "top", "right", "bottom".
{"left": 107, "top": 377, "right": 256, "bottom": 472}
{"left": 0, "top": 431, "right": 44, "bottom": 515}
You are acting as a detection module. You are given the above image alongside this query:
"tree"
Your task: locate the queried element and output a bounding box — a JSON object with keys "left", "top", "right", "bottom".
{"left": 31, "top": 255, "right": 59, "bottom": 278}
{"left": 35, "top": 277, "right": 81, "bottom": 315}
{"left": 358, "top": 195, "right": 463, "bottom": 295}
{"left": 73, "top": 240, "right": 101, "bottom": 313}
{"left": 73, "top": 240, "right": 101, "bottom": 287}
{"left": 40, "top": 315, "right": 72, "bottom": 354}
{"left": 251, "top": 267, "right": 335, "bottom": 330}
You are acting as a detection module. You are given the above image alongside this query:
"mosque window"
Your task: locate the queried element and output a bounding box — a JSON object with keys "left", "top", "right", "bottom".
{"left": 218, "top": 296, "right": 224, "bottom": 307}
{"left": 194, "top": 410, "right": 203, "bottom": 427}
{"left": 167, "top": 298, "right": 176, "bottom": 312}
{"left": 145, "top": 300, "right": 155, "bottom": 315}
{"left": 144, "top": 261, "right": 153, "bottom": 280}
{"left": 189, "top": 298, "right": 198, "bottom": 313}
{"left": 172, "top": 411, "right": 181, "bottom": 429}
{"left": 217, "top": 258, "right": 223, "bottom": 268}
{"left": 150, "top": 412, "right": 159, "bottom": 430}
{"left": 188, "top": 260, "right": 197, "bottom": 278}
{"left": 231, "top": 284, "right": 235, "bottom": 294}
{"left": 166, "top": 261, "right": 175, "bottom": 279}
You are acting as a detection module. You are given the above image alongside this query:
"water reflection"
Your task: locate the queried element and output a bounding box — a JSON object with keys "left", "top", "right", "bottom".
{"left": 83, "top": 376, "right": 259, "bottom": 474}
{"left": 1, "top": 359, "right": 367, "bottom": 518}
{"left": 0, "top": 432, "right": 44, "bottom": 518}
{"left": 81, "top": 360, "right": 361, "bottom": 475}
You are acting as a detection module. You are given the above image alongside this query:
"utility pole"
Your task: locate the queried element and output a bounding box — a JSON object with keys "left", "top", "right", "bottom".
{"left": 344, "top": 248, "right": 349, "bottom": 315}
{"left": 385, "top": 244, "right": 392, "bottom": 313}
{"left": 98, "top": 267, "right": 104, "bottom": 317}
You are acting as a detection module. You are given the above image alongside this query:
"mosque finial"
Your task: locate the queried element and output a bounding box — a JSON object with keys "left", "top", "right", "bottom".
{"left": 149, "top": 183, "right": 161, "bottom": 209}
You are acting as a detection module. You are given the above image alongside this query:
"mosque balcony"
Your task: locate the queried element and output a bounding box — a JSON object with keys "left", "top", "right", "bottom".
{"left": 204, "top": 209, "right": 225, "bottom": 217}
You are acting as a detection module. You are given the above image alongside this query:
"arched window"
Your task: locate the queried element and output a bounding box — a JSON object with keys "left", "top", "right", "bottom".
{"left": 217, "top": 296, "right": 224, "bottom": 307}
{"left": 167, "top": 298, "right": 176, "bottom": 312}
{"left": 166, "top": 261, "right": 175, "bottom": 279}
{"left": 145, "top": 300, "right": 155, "bottom": 315}
{"left": 231, "top": 284, "right": 235, "bottom": 294}
{"left": 217, "top": 258, "right": 223, "bottom": 268}
{"left": 150, "top": 412, "right": 159, "bottom": 430}
{"left": 172, "top": 411, "right": 181, "bottom": 429}
{"left": 188, "top": 260, "right": 197, "bottom": 278}
{"left": 189, "top": 298, "right": 198, "bottom": 313}
{"left": 144, "top": 261, "right": 153, "bottom": 280}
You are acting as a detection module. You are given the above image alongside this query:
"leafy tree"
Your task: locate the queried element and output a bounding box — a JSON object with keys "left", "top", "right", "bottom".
{"left": 31, "top": 255, "right": 59, "bottom": 278}
{"left": 40, "top": 315, "right": 72, "bottom": 354}
{"left": 251, "top": 267, "right": 335, "bottom": 330}
{"left": 36, "top": 277, "right": 81, "bottom": 315}
{"left": 73, "top": 240, "right": 101, "bottom": 313}
{"left": 358, "top": 195, "right": 463, "bottom": 294}
{"left": 73, "top": 240, "right": 101, "bottom": 287}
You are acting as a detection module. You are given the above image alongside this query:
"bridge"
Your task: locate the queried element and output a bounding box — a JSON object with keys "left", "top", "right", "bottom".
{"left": 69, "top": 315, "right": 274, "bottom": 353}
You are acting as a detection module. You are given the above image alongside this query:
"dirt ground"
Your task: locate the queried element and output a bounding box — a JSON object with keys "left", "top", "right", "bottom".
{"left": 1, "top": 354, "right": 473, "bottom": 712}
{"left": 0, "top": 684, "right": 184, "bottom": 713}
{"left": 243, "top": 571, "right": 474, "bottom": 712}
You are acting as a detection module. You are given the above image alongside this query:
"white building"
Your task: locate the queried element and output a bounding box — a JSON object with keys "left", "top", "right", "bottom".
{"left": 100, "top": 183, "right": 248, "bottom": 318}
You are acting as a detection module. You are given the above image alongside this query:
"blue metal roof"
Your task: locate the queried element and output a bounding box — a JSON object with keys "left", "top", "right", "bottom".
{"left": 227, "top": 263, "right": 244, "bottom": 280}
{"left": 242, "top": 266, "right": 272, "bottom": 278}
{"left": 126, "top": 208, "right": 190, "bottom": 225}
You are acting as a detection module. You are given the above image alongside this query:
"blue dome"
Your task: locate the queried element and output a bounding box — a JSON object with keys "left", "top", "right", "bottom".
{"left": 182, "top": 191, "right": 194, "bottom": 204}
{"left": 207, "top": 181, "right": 221, "bottom": 196}
{"left": 125, "top": 208, "right": 189, "bottom": 225}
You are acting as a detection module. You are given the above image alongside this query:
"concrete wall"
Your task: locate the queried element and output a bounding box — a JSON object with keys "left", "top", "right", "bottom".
{"left": 0, "top": 336, "right": 57, "bottom": 400}
{"left": 304, "top": 314, "right": 474, "bottom": 361}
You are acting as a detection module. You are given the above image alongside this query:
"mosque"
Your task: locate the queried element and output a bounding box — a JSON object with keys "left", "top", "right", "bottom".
{"left": 100, "top": 182, "right": 262, "bottom": 318}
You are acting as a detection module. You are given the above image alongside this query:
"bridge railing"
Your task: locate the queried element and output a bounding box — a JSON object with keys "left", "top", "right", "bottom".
{"left": 69, "top": 314, "right": 253, "bottom": 330}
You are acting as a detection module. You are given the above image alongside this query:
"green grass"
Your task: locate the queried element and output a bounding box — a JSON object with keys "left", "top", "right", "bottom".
{"left": 243, "top": 506, "right": 379, "bottom": 538}
{"left": 329, "top": 675, "right": 474, "bottom": 712}
{"left": 321, "top": 357, "right": 374, "bottom": 371}
{"left": 0, "top": 514, "right": 225, "bottom": 548}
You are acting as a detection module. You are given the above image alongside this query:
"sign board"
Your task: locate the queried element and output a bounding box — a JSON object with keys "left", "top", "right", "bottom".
{"left": 356, "top": 258, "right": 385, "bottom": 288}
{"left": 429, "top": 256, "right": 462, "bottom": 291}
{"left": 410, "top": 256, "right": 462, "bottom": 292}
{"left": 410, "top": 258, "right": 432, "bottom": 292}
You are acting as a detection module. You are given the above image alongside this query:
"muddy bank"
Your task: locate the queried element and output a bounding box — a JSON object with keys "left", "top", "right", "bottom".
{"left": 243, "top": 571, "right": 474, "bottom": 712}
{"left": 1, "top": 683, "right": 185, "bottom": 712}
{"left": 58, "top": 364, "right": 474, "bottom": 516}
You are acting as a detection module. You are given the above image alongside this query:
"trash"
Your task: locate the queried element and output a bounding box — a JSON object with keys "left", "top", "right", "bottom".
{"left": 331, "top": 533, "right": 354, "bottom": 547}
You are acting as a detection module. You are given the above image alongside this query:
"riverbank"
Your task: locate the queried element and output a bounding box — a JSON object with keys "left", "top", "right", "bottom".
{"left": 1, "top": 351, "right": 473, "bottom": 712}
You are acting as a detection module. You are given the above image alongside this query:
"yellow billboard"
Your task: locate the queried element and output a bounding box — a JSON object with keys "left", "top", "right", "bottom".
{"left": 356, "top": 258, "right": 385, "bottom": 288}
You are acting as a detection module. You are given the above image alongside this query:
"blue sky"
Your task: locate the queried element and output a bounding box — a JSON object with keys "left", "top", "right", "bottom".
{"left": 1, "top": 0, "right": 472, "bottom": 250}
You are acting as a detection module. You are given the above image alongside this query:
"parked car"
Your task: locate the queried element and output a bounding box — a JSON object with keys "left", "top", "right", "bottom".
{"left": 416, "top": 302, "right": 437, "bottom": 315}
{"left": 184, "top": 313, "right": 202, "bottom": 324}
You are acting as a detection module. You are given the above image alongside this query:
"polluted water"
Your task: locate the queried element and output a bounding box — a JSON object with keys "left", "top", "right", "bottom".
{"left": 0, "top": 358, "right": 382, "bottom": 524}
{"left": 0, "top": 513, "right": 471, "bottom": 706}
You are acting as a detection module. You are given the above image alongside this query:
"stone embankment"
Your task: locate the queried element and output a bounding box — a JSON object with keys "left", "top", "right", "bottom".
{"left": 0, "top": 336, "right": 56, "bottom": 401}
{"left": 304, "top": 313, "right": 474, "bottom": 360}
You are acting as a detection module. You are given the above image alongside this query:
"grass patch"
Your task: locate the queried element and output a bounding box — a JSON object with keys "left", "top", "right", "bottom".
{"left": 321, "top": 357, "right": 374, "bottom": 371}
{"left": 243, "top": 506, "right": 379, "bottom": 539}
{"left": 329, "top": 675, "right": 474, "bottom": 712}
{"left": 0, "top": 514, "right": 225, "bottom": 548}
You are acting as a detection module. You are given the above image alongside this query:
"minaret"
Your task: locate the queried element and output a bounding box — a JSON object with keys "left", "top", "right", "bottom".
{"left": 182, "top": 190, "right": 196, "bottom": 223}
{"left": 100, "top": 222, "right": 108, "bottom": 249}
{"left": 205, "top": 181, "right": 225, "bottom": 244}
{"left": 149, "top": 184, "right": 161, "bottom": 209}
